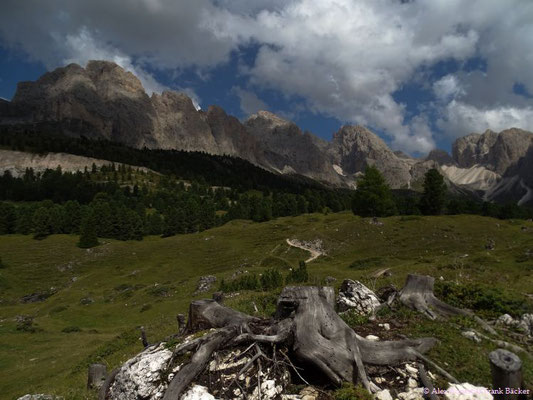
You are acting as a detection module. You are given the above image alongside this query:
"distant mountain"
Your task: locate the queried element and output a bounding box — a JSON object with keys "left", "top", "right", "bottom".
{"left": 1, "top": 60, "right": 532, "bottom": 204}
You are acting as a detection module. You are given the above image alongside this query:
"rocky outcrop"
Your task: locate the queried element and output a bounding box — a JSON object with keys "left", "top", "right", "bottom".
{"left": 496, "top": 313, "right": 533, "bottom": 337}
{"left": 2, "top": 60, "right": 533, "bottom": 201}
{"left": 245, "top": 111, "right": 343, "bottom": 184}
{"left": 0, "top": 149, "right": 153, "bottom": 178}
{"left": 426, "top": 149, "right": 454, "bottom": 165}
{"left": 329, "top": 125, "right": 412, "bottom": 188}
{"left": 336, "top": 279, "right": 381, "bottom": 314}
{"left": 452, "top": 128, "right": 533, "bottom": 174}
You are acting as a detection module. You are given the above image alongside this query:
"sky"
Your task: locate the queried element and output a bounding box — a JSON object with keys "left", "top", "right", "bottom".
{"left": 1, "top": 0, "right": 532, "bottom": 156}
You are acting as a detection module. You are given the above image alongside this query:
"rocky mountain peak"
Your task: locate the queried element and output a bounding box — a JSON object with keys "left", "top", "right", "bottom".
{"left": 332, "top": 125, "right": 390, "bottom": 153}
{"left": 453, "top": 127, "right": 533, "bottom": 174}
{"left": 246, "top": 110, "right": 296, "bottom": 131}
{"left": 85, "top": 60, "right": 146, "bottom": 98}
{"left": 426, "top": 149, "right": 454, "bottom": 165}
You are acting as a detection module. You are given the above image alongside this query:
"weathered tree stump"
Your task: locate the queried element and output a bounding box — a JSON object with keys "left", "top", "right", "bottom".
{"left": 87, "top": 363, "right": 107, "bottom": 389}
{"left": 140, "top": 326, "right": 149, "bottom": 348}
{"left": 489, "top": 349, "right": 525, "bottom": 399}
{"left": 105, "top": 285, "right": 456, "bottom": 399}
{"left": 176, "top": 313, "right": 186, "bottom": 335}
{"left": 398, "top": 274, "right": 496, "bottom": 335}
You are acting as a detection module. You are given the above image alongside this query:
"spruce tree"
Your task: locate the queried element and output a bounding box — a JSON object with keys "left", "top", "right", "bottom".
{"left": 78, "top": 210, "right": 99, "bottom": 248}
{"left": 33, "top": 207, "right": 52, "bottom": 239}
{"left": 419, "top": 168, "right": 447, "bottom": 215}
{"left": 351, "top": 166, "right": 396, "bottom": 217}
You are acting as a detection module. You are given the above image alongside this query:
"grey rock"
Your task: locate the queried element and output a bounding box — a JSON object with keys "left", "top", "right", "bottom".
{"left": 337, "top": 279, "right": 381, "bottom": 314}
{"left": 195, "top": 275, "right": 216, "bottom": 294}
{"left": 444, "top": 383, "right": 493, "bottom": 400}
{"left": 108, "top": 343, "right": 173, "bottom": 399}
{"left": 329, "top": 125, "right": 411, "bottom": 188}
{"left": 426, "top": 149, "right": 454, "bottom": 165}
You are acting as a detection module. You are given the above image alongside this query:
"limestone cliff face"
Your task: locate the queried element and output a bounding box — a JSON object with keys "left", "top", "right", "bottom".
{"left": 2, "top": 60, "right": 532, "bottom": 201}
{"left": 245, "top": 111, "right": 343, "bottom": 184}
{"left": 204, "top": 105, "right": 263, "bottom": 165}
{"left": 329, "top": 126, "right": 412, "bottom": 188}
{"left": 8, "top": 61, "right": 158, "bottom": 148}
{"left": 150, "top": 91, "right": 216, "bottom": 152}
{"left": 452, "top": 128, "right": 533, "bottom": 174}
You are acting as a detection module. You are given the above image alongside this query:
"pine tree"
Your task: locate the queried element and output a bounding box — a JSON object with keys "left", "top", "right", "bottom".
{"left": 78, "top": 210, "right": 99, "bottom": 248}
{"left": 351, "top": 166, "right": 396, "bottom": 217}
{"left": 0, "top": 202, "right": 17, "bottom": 234}
{"left": 33, "top": 207, "right": 52, "bottom": 239}
{"left": 419, "top": 168, "right": 447, "bottom": 215}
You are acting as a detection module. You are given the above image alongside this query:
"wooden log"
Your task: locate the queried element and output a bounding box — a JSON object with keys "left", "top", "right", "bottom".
{"left": 162, "top": 327, "right": 236, "bottom": 400}
{"left": 87, "top": 363, "right": 107, "bottom": 390}
{"left": 98, "top": 367, "right": 119, "bottom": 400}
{"left": 489, "top": 349, "right": 525, "bottom": 400}
{"left": 176, "top": 313, "right": 186, "bottom": 335}
{"left": 186, "top": 299, "right": 257, "bottom": 332}
{"left": 140, "top": 326, "right": 149, "bottom": 348}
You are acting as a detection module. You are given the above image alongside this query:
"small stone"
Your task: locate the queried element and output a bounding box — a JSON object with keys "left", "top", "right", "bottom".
{"left": 444, "top": 383, "right": 492, "bottom": 400}
{"left": 407, "top": 377, "right": 418, "bottom": 389}
{"left": 300, "top": 386, "right": 319, "bottom": 400}
{"left": 404, "top": 363, "right": 418, "bottom": 378}
{"left": 461, "top": 330, "right": 481, "bottom": 343}
{"left": 382, "top": 323, "right": 390, "bottom": 330}
{"left": 365, "top": 334, "right": 380, "bottom": 341}
{"left": 181, "top": 385, "right": 216, "bottom": 400}
{"left": 374, "top": 389, "right": 393, "bottom": 400}
{"left": 496, "top": 314, "right": 515, "bottom": 326}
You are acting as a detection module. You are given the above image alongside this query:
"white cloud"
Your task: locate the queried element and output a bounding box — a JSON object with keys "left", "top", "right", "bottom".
{"left": 433, "top": 75, "right": 465, "bottom": 102}
{"left": 437, "top": 100, "right": 533, "bottom": 137}
{"left": 232, "top": 86, "right": 269, "bottom": 116}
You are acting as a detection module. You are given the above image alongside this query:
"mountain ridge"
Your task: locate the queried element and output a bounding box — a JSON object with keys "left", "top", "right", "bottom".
{"left": 1, "top": 60, "right": 532, "bottom": 204}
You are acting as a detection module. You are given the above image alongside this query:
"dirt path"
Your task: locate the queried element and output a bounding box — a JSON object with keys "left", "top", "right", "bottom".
{"left": 286, "top": 239, "right": 323, "bottom": 263}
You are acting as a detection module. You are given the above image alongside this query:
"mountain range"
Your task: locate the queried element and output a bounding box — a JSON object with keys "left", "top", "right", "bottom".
{"left": 1, "top": 60, "right": 532, "bottom": 205}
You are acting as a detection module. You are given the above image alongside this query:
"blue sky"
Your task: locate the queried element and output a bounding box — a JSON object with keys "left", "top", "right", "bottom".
{"left": 1, "top": 0, "right": 532, "bottom": 155}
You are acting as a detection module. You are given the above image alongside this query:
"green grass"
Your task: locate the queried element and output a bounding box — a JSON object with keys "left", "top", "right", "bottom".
{"left": 0, "top": 213, "right": 532, "bottom": 398}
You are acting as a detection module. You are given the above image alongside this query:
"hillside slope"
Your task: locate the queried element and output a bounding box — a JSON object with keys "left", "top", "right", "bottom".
{"left": 1, "top": 213, "right": 532, "bottom": 398}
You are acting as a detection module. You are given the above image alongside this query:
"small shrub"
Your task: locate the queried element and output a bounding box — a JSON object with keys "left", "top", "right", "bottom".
{"left": 340, "top": 310, "right": 369, "bottom": 327}
{"left": 62, "top": 326, "right": 81, "bottom": 333}
{"left": 286, "top": 261, "right": 309, "bottom": 284}
{"left": 435, "top": 281, "right": 532, "bottom": 318}
{"left": 49, "top": 305, "right": 68, "bottom": 314}
{"left": 114, "top": 284, "right": 133, "bottom": 292}
{"left": 140, "top": 304, "right": 152, "bottom": 313}
{"left": 80, "top": 297, "right": 94, "bottom": 305}
{"left": 220, "top": 274, "right": 260, "bottom": 292}
{"left": 148, "top": 286, "right": 171, "bottom": 297}
{"left": 349, "top": 257, "right": 384, "bottom": 270}
{"left": 333, "top": 383, "right": 372, "bottom": 400}
{"left": 260, "top": 268, "right": 283, "bottom": 290}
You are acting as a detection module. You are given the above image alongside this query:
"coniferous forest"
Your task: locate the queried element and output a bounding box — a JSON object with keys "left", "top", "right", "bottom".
{"left": 0, "top": 126, "right": 532, "bottom": 247}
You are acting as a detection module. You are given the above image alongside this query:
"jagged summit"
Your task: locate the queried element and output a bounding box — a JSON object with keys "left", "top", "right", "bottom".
{"left": 1, "top": 60, "right": 533, "bottom": 202}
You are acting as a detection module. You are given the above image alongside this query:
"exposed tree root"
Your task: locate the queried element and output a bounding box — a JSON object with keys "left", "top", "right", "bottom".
{"left": 396, "top": 274, "right": 497, "bottom": 335}
{"left": 105, "top": 284, "right": 462, "bottom": 399}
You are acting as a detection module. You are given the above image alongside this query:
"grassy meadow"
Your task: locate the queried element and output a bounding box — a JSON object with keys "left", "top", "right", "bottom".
{"left": 1, "top": 212, "right": 532, "bottom": 399}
